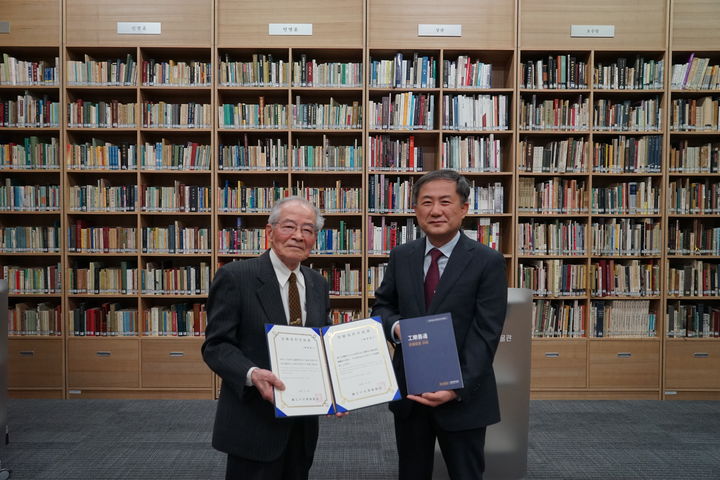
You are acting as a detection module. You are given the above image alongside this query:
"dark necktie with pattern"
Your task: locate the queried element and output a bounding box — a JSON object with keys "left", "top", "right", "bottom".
{"left": 288, "top": 272, "right": 302, "bottom": 326}
{"left": 424, "top": 248, "right": 443, "bottom": 309}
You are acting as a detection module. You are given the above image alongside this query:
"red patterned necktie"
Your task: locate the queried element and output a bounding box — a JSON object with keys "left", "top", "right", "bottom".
{"left": 424, "top": 248, "right": 443, "bottom": 309}
{"left": 288, "top": 272, "right": 302, "bottom": 326}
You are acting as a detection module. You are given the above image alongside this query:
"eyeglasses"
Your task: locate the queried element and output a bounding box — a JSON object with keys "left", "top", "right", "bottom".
{"left": 275, "top": 221, "right": 317, "bottom": 237}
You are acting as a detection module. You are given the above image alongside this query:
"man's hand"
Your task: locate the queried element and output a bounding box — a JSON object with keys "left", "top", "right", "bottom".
{"left": 407, "top": 390, "right": 457, "bottom": 407}
{"left": 394, "top": 323, "right": 401, "bottom": 340}
{"left": 251, "top": 368, "right": 285, "bottom": 403}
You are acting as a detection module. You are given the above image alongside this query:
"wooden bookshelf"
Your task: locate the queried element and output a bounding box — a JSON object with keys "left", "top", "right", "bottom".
{"left": 1, "top": 0, "right": 718, "bottom": 401}
{"left": 663, "top": 0, "right": 720, "bottom": 401}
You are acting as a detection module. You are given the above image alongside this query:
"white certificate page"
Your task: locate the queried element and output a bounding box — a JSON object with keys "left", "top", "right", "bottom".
{"left": 323, "top": 318, "right": 399, "bottom": 411}
{"left": 266, "top": 324, "right": 335, "bottom": 416}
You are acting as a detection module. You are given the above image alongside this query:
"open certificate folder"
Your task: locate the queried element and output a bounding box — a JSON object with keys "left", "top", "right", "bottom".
{"left": 265, "top": 317, "right": 400, "bottom": 417}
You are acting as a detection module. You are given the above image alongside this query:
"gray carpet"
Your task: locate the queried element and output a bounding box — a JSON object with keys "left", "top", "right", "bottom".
{"left": 0, "top": 399, "right": 718, "bottom": 479}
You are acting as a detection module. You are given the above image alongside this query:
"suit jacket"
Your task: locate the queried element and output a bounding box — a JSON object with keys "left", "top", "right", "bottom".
{"left": 372, "top": 233, "right": 507, "bottom": 431}
{"left": 202, "top": 251, "right": 331, "bottom": 461}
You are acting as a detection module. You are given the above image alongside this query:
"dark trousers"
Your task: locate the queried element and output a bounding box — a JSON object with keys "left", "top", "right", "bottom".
{"left": 394, "top": 404, "right": 486, "bottom": 480}
{"left": 225, "top": 421, "right": 313, "bottom": 480}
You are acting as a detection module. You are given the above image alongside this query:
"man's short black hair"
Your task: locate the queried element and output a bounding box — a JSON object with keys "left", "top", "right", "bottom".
{"left": 412, "top": 169, "right": 471, "bottom": 206}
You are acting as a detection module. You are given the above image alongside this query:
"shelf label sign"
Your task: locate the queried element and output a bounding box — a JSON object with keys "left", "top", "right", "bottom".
{"left": 418, "top": 24, "right": 462, "bottom": 37}
{"left": 0, "top": 22, "right": 10, "bottom": 34}
{"left": 570, "top": 25, "right": 615, "bottom": 38}
{"left": 269, "top": 23, "right": 313, "bottom": 36}
{"left": 117, "top": 22, "right": 162, "bottom": 35}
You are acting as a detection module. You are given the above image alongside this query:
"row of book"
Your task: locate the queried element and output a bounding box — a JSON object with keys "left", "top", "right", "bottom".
{"left": 0, "top": 181, "right": 60, "bottom": 211}
{"left": 0, "top": 137, "right": 59, "bottom": 169}
{"left": 217, "top": 223, "right": 362, "bottom": 255}
{"left": 66, "top": 100, "right": 136, "bottom": 128}
{"left": 591, "top": 135, "right": 662, "bottom": 173}
{"left": 440, "top": 134, "right": 502, "bottom": 172}
{"left": 443, "top": 56, "right": 494, "bottom": 89}
{"left": 441, "top": 94, "right": 509, "bottom": 131}
{"left": 369, "top": 53, "right": 437, "bottom": 89}
{"left": 0, "top": 93, "right": 60, "bottom": 127}
{"left": 532, "top": 299, "right": 585, "bottom": 337}
{"left": 590, "top": 179, "right": 660, "bottom": 215}
{"left": 589, "top": 300, "right": 656, "bottom": 337}
{"left": 519, "top": 95, "right": 589, "bottom": 130}
{"left": 8, "top": 302, "right": 62, "bottom": 336}
{"left": 70, "top": 303, "right": 138, "bottom": 336}
{"left": 0, "top": 225, "right": 61, "bottom": 252}
{"left": 666, "top": 302, "right": 720, "bottom": 338}
{"left": 518, "top": 218, "right": 664, "bottom": 256}
{"left": 366, "top": 262, "right": 387, "bottom": 293}
{"left": 68, "top": 262, "right": 211, "bottom": 295}
{"left": 519, "top": 137, "right": 587, "bottom": 173}
{"left": 368, "top": 93, "right": 435, "bottom": 130}
{"left": 590, "top": 259, "right": 661, "bottom": 297}
{"left": 593, "top": 97, "right": 662, "bottom": 131}
{"left": 368, "top": 135, "right": 424, "bottom": 171}
{"left": 140, "top": 184, "right": 211, "bottom": 213}
{"left": 518, "top": 220, "right": 586, "bottom": 256}
{"left": 309, "top": 263, "right": 361, "bottom": 296}
{"left": 141, "top": 101, "right": 212, "bottom": 128}
{"left": 2, "top": 264, "right": 62, "bottom": 293}
{"left": 669, "top": 97, "right": 719, "bottom": 131}
{"left": 670, "top": 54, "right": 720, "bottom": 90}
{"left": 0, "top": 54, "right": 59, "bottom": 86}
{"left": 667, "top": 219, "right": 720, "bottom": 256}
{"left": 143, "top": 303, "right": 207, "bottom": 336}
{"left": 592, "top": 57, "right": 664, "bottom": 90}
{"left": 667, "top": 179, "right": 720, "bottom": 214}
{"left": 667, "top": 261, "right": 720, "bottom": 297}
{"left": 291, "top": 56, "right": 362, "bottom": 87}
{"left": 66, "top": 54, "right": 136, "bottom": 86}
{"left": 521, "top": 55, "right": 589, "bottom": 89}
{"left": 219, "top": 53, "right": 285, "bottom": 87}
{"left": 67, "top": 224, "right": 137, "bottom": 253}
{"left": 517, "top": 177, "right": 587, "bottom": 214}
{"left": 517, "top": 260, "right": 587, "bottom": 296}
{"left": 292, "top": 98, "right": 363, "bottom": 129}
{"left": 140, "top": 59, "right": 211, "bottom": 86}
{"left": 142, "top": 225, "right": 211, "bottom": 254}
{"left": 669, "top": 141, "right": 720, "bottom": 173}
{"left": 218, "top": 181, "right": 362, "bottom": 213}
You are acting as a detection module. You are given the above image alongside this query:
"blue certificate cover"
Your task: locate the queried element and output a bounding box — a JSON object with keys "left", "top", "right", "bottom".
{"left": 400, "top": 313, "right": 464, "bottom": 395}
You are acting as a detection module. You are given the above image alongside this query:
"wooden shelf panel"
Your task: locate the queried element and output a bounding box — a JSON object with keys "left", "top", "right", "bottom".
{"left": 368, "top": 0, "right": 515, "bottom": 49}
{"left": 520, "top": 0, "right": 667, "bottom": 50}
{"left": 65, "top": 0, "right": 213, "bottom": 47}
{"left": 217, "top": 0, "right": 363, "bottom": 48}
{"left": 0, "top": 0, "right": 60, "bottom": 46}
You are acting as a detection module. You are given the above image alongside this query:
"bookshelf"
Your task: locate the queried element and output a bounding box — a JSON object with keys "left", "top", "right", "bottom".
{"left": 2, "top": 0, "right": 719, "bottom": 400}
{"left": 367, "top": 0, "right": 517, "bottom": 314}
{"left": 1, "top": 0, "right": 64, "bottom": 399}
{"left": 519, "top": 0, "right": 669, "bottom": 399}
{"left": 663, "top": 0, "right": 720, "bottom": 400}
{"left": 60, "top": 0, "right": 215, "bottom": 399}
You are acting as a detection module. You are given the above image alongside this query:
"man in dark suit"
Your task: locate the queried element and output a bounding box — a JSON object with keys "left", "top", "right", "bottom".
{"left": 202, "top": 196, "right": 332, "bottom": 480}
{"left": 372, "top": 169, "right": 508, "bottom": 480}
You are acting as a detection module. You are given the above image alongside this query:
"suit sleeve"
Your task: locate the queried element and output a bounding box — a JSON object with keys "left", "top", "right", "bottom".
{"left": 458, "top": 250, "right": 508, "bottom": 399}
{"left": 201, "top": 265, "right": 256, "bottom": 395}
{"left": 370, "top": 249, "right": 402, "bottom": 340}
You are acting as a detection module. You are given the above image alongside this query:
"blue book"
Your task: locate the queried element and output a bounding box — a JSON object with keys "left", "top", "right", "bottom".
{"left": 400, "top": 313, "right": 463, "bottom": 395}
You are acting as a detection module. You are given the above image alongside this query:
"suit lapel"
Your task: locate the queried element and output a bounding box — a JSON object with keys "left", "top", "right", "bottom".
{"left": 255, "top": 252, "right": 288, "bottom": 325}
{"left": 301, "top": 266, "right": 322, "bottom": 327}
{"left": 428, "top": 234, "right": 474, "bottom": 313}
{"left": 410, "top": 239, "right": 427, "bottom": 313}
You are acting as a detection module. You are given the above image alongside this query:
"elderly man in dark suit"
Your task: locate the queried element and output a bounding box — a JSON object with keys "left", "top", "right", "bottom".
{"left": 372, "top": 169, "right": 508, "bottom": 480}
{"left": 202, "top": 196, "right": 332, "bottom": 480}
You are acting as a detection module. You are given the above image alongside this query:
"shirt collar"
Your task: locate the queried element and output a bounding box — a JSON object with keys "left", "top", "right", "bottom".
{"left": 269, "top": 249, "right": 304, "bottom": 287}
{"left": 425, "top": 231, "right": 461, "bottom": 258}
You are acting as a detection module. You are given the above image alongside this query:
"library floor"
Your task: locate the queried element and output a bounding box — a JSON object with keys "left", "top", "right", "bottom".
{"left": 0, "top": 399, "right": 718, "bottom": 479}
